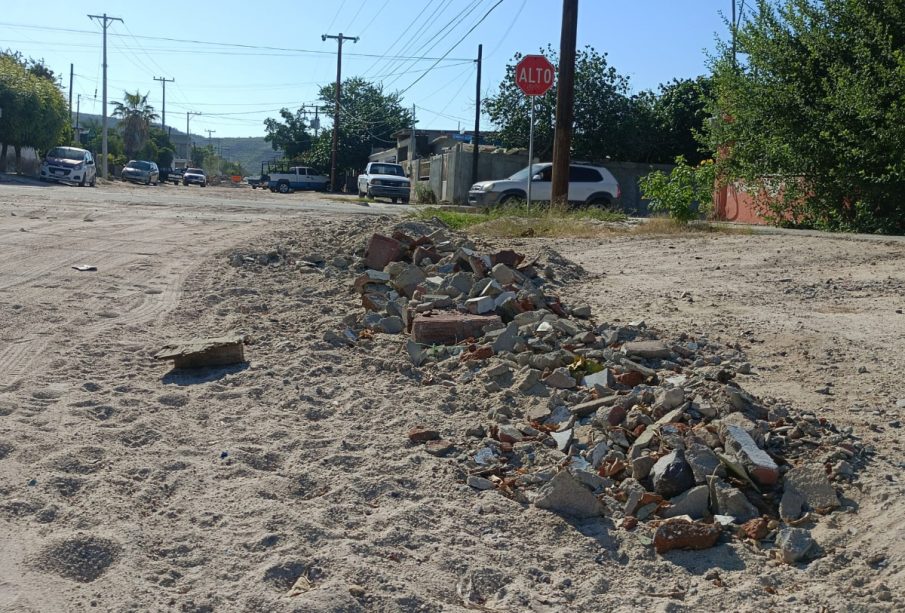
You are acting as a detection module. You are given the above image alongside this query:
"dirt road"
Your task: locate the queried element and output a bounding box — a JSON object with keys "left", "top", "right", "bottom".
{"left": 1, "top": 184, "right": 903, "bottom": 611}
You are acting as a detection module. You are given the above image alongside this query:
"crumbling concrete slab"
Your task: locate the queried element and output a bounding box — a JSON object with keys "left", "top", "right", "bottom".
{"left": 154, "top": 336, "right": 245, "bottom": 369}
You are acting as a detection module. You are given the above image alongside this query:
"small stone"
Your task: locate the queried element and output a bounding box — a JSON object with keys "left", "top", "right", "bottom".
{"left": 572, "top": 304, "right": 592, "bottom": 319}
{"left": 408, "top": 427, "right": 440, "bottom": 443}
{"left": 653, "top": 520, "right": 721, "bottom": 554}
{"left": 491, "top": 322, "right": 520, "bottom": 354}
{"left": 587, "top": 441, "right": 609, "bottom": 468}
{"left": 425, "top": 440, "right": 454, "bottom": 456}
{"left": 516, "top": 368, "right": 543, "bottom": 394}
{"left": 741, "top": 517, "right": 769, "bottom": 540}
{"left": 776, "top": 527, "right": 819, "bottom": 564}
{"left": 467, "top": 476, "right": 495, "bottom": 491}
{"left": 581, "top": 369, "right": 615, "bottom": 389}
{"left": 544, "top": 368, "right": 576, "bottom": 389}
{"left": 534, "top": 470, "right": 604, "bottom": 519}
{"left": 551, "top": 429, "right": 573, "bottom": 452}
{"left": 652, "top": 449, "right": 695, "bottom": 499}
{"left": 685, "top": 445, "right": 726, "bottom": 484}
{"left": 406, "top": 339, "right": 425, "bottom": 367}
{"left": 377, "top": 316, "right": 404, "bottom": 334}
{"left": 662, "top": 485, "right": 710, "bottom": 520}
{"left": 833, "top": 460, "right": 854, "bottom": 478}
{"left": 490, "top": 263, "right": 517, "bottom": 285}
{"left": 485, "top": 363, "right": 511, "bottom": 378}
{"left": 465, "top": 296, "right": 495, "bottom": 315}
{"left": 656, "top": 387, "right": 685, "bottom": 411}
{"left": 616, "top": 371, "right": 644, "bottom": 387}
{"left": 497, "top": 425, "right": 524, "bottom": 443}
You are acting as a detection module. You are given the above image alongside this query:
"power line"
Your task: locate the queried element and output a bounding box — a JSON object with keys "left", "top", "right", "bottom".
{"left": 0, "top": 21, "right": 473, "bottom": 61}
{"left": 398, "top": 0, "right": 506, "bottom": 96}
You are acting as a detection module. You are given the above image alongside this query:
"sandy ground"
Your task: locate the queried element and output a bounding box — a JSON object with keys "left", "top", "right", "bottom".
{"left": 0, "top": 182, "right": 903, "bottom": 612}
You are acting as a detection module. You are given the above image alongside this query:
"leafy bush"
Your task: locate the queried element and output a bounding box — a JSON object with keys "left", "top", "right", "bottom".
{"left": 413, "top": 181, "right": 436, "bottom": 204}
{"left": 639, "top": 157, "right": 717, "bottom": 223}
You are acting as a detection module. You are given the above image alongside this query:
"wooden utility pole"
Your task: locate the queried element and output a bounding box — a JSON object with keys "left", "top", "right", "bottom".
{"left": 471, "top": 44, "right": 482, "bottom": 184}
{"left": 410, "top": 104, "right": 417, "bottom": 178}
{"left": 322, "top": 33, "right": 359, "bottom": 192}
{"left": 551, "top": 0, "right": 578, "bottom": 207}
{"left": 153, "top": 76, "right": 174, "bottom": 129}
{"left": 186, "top": 111, "right": 201, "bottom": 159}
{"left": 87, "top": 13, "right": 123, "bottom": 180}
{"left": 68, "top": 64, "right": 74, "bottom": 144}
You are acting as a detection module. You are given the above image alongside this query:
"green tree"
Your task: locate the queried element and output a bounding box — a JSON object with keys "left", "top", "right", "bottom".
{"left": 705, "top": 0, "right": 905, "bottom": 233}
{"left": 112, "top": 91, "right": 158, "bottom": 159}
{"left": 265, "top": 78, "right": 411, "bottom": 182}
{"left": 0, "top": 52, "right": 68, "bottom": 172}
{"left": 263, "top": 108, "right": 312, "bottom": 159}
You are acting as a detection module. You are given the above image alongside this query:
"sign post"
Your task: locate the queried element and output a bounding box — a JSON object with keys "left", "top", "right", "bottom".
{"left": 514, "top": 54, "right": 555, "bottom": 209}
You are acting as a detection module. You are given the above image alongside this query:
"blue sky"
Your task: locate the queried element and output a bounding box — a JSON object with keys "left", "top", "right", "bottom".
{"left": 1, "top": 1, "right": 733, "bottom": 138}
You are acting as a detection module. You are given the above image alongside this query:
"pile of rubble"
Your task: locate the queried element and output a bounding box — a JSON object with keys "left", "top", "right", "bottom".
{"left": 347, "top": 223, "right": 863, "bottom": 562}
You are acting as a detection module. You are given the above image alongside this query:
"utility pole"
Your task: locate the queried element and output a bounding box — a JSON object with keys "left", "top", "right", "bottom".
{"left": 153, "top": 76, "right": 174, "bottom": 129}
{"left": 551, "top": 0, "right": 578, "bottom": 208}
{"left": 732, "top": 0, "right": 737, "bottom": 69}
{"left": 186, "top": 111, "right": 201, "bottom": 160}
{"left": 76, "top": 94, "right": 81, "bottom": 142}
{"left": 88, "top": 13, "right": 123, "bottom": 180}
{"left": 410, "top": 104, "right": 417, "bottom": 179}
{"left": 68, "top": 64, "right": 74, "bottom": 144}
{"left": 322, "top": 32, "right": 359, "bottom": 192}
{"left": 472, "top": 44, "right": 482, "bottom": 184}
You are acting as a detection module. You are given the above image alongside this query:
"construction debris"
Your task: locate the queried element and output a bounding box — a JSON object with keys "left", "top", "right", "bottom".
{"left": 343, "top": 221, "right": 863, "bottom": 562}
{"left": 154, "top": 336, "right": 245, "bottom": 369}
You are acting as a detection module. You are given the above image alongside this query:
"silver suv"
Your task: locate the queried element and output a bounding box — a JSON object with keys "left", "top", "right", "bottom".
{"left": 469, "top": 163, "right": 621, "bottom": 207}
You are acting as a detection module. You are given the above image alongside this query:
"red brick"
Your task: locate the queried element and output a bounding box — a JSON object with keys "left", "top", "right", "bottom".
{"left": 365, "top": 234, "right": 402, "bottom": 270}
{"left": 653, "top": 520, "right": 722, "bottom": 554}
{"left": 408, "top": 426, "right": 440, "bottom": 443}
{"left": 411, "top": 312, "right": 501, "bottom": 345}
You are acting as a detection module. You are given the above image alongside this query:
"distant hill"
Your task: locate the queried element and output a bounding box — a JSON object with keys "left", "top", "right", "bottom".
{"left": 74, "top": 113, "right": 279, "bottom": 175}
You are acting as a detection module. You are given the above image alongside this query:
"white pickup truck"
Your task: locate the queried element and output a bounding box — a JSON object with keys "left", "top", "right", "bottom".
{"left": 267, "top": 166, "right": 329, "bottom": 193}
{"left": 357, "top": 162, "right": 411, "bottom": 203}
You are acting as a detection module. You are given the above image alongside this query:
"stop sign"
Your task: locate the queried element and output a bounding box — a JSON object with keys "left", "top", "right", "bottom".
{"left": 515, "top": 54, "right": 555, "bottom": 96}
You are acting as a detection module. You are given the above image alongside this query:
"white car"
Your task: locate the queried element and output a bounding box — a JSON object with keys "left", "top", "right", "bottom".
{"left": 357, "top": 162, "right": 411, "bottom": 203}
{"left": 39, "top": 147, "right": 97, "bottom": 187}
{"left": 468, "top": 163, "right": 621, "bottom": 207}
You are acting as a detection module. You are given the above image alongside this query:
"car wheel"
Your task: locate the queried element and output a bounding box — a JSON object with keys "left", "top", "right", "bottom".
{"left": 78, "top": 176, "right": 86, "bottom": 187}
{"left": 391, "top": 197, "right": 398, "bottom": 203}
{"left": 498, "top": 193, "right": 522, "bottom": 206}
{"left": 201, "top": 183, "right": 206, "bottom": 188}
{"left": 278, "top": 182, "right": 290, "bottom": 194}
{"left": 183, "top": 181, "right": 188, "bottom": 186}
{"left": 402, "top": 198, "right": 410, "bottom": 205}
{"left": 586, "top": 196, "right": 611, "bottom": 208}
{"left": 146, "top": 177, "right": 151, "bottom": 185}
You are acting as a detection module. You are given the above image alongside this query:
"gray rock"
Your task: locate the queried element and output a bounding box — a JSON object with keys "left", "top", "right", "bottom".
{"left": 708, "top": 476, "right": 758, "bottom": 522}
{"left": 516, "top": 368, "right": 543, "bottom": 394}
{"left": 484, "top": 363, "right": 511, "bottom": 379}
{"left": 377, "top": 316, "right": 404, "bottom": 334}
{"left": 656, "top": 387, "right": 685, "bottom": 411}
{"left": 779, "top": 488, "right": 805, "bottom": 522}
{"left": 781, "top": 464, "right": 839, "bottom": 519}
{"left": 490, "top": 263, "right": 517, "bottom": 285}
{"left": 572, "top": 304, "right": 592, "bottom": 319}
{"left": 570, "top": 466, "right": 610, "bottom": 492}
{"left": 632, "top": 455, "right": 656, "bottom": 480}
{"left": 581, "top": 369, "right": 615, "bottom": 389}
{"left": 662, "top": 485, "right": 710, "bottom": 519}
{"left": 553, "top": 318, "right": 583, "bottom": 337}
{"left": 685, "top": 445, "right": 726, "bottom": 484}
{"left": 776, "top": 528, "right": 819, "bottom": 564}
{"left": 491, "top": 322, "right": 520, "bottom": 354}
{"left": 587, "top": 441, "right": 609, "bottom": 468}
{"left": 651, "top": 449, "right": 695, "bottom": 498}
{"left": 406, "top": 340, "right": 425, "bottom": 366}
{"left": 550, "top": 429, "right": 573, "bottom": 452}
{"left": 534, "top": 470, "right": 603, "bottom": 519}
{"left": 467, "top": 476, "right": 495, "bottom": 491}
{"left": 544, "top": 368, "right": 576, "bottom": 390}
{"left": 721, "top": 424, "right": 779, "bottom": 486}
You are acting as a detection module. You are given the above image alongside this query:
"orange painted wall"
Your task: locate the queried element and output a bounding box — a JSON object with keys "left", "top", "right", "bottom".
{"left": 714, "top": 183, "right": 768, "bottom": 225}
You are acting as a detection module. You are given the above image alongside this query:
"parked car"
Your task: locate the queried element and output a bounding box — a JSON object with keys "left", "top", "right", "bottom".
{"left": 357, "top": 162, "right": 410, "bottom": 203}
{"left": 167, "top": 168, "right": 185, "bottom": 185}
{"left": 183, "top": 168, "right": 207, "bottom": 187}
{"left": 468, "top": 163, "right": 621, "bottom": 207}
{"left": 121, "top": 160, "right": 160, "bottom": 185}
{"left": 39, "top": 146, "right": 97, "bottom": 187}
{"left": 266, "top": 166, "right": 328, "bottom": 193}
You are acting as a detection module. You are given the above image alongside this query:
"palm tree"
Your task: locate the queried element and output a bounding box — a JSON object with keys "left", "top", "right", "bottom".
{"left": 112, "top": 91, "right": 158, "bottom": 159}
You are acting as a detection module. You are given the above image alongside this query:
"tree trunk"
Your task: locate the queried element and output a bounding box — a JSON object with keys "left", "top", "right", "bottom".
{"left": 14, "top": 145, "right": 22, "bottom": 175}
{"left": 0, "top": 143, "right": 7, "bottom": 173}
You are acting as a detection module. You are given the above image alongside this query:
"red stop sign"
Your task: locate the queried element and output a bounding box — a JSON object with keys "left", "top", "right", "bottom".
{"left": 515, "top": 54, "right": 556, "bottom": 96}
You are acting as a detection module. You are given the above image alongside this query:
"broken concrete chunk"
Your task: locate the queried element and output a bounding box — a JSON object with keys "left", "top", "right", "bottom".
{"left": 377, "top": 316, "right": 404, "bottom": 334}
{"left": 544, "top": 368, "right": 576, "bottom": 390}
{"left": 622, "top": 340, "right": 672, "bottom": 360}
{"left": 632, "top": 455, "right": 656, "bottom": 480}
{"left": 465, "top": 296, "right": 495, "bottom": 315}
{"left": 776, "top": 527, "right": 820, "bottom": 564}
{"left": 656, "top": 387, "right": 685, "bottom": 411}
{"left": 721, "top": 424, "right": 779, "bottom": 486}
{"left": 661, "top": 485, "right": 710, "bottom": 519}
{"left": 533, "top": 470, "right": 603, "bottom": 519}
{"left": 781, "top": 464, "right": 839, "bottom": 518}
{"left": 491, "top": 322, "right": 520, "bottom": 354}
{"left": 708, "top": 476, "right": 758, "bottom": 523}
{"left": 581, "top": 369, "right": 615, "bottom": 389}
{"left": 154, "top": 336, "right": 245, "bottom": 369}
{"left": 685, "top": 444, "right": 726, "bottom": 484}
{"left": 550, "top": 429, "right": 573, "bottom": 452}
{"left": 490, "top": 263, "right": 517, "bottom": 285}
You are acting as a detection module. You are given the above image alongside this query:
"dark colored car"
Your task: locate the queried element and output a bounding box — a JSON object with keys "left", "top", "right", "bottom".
{"left": 121, "top": 160, "right": 160, "bottom": 185}
{"left": 183, "top": 168, "right": 207, "bottom": 187}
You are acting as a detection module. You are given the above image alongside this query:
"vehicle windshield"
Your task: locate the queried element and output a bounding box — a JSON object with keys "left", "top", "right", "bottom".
{"left": 370, "top": 164, "right": 404, "bottom": 176}
{"left": 187, "top": 168, "right": 203, "bottom": 174}
{"left": 127, "top": 161, "right": 150, "bottom": 170}
{"left": 47, "top": 147, "right": 86, "bottom": 161}
{"left": 507, "top": 164, "right": 549, "bottom": 181}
